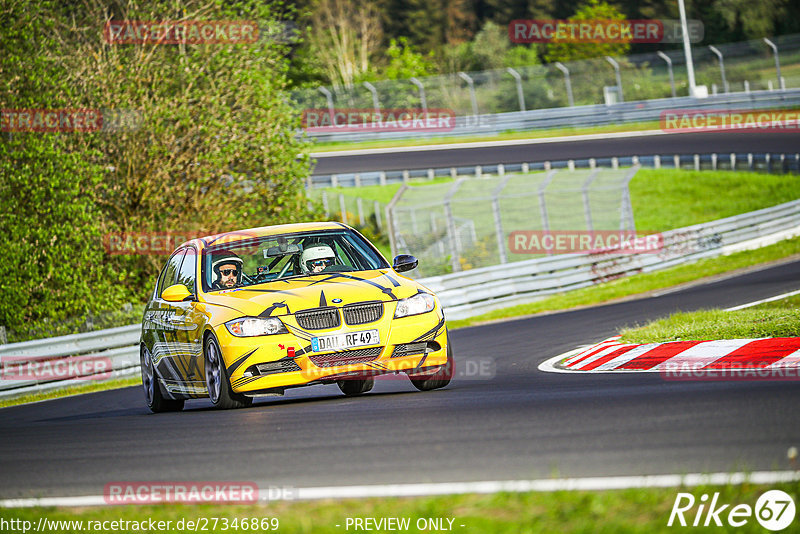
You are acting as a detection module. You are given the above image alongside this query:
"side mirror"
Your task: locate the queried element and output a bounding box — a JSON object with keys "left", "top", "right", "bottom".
{"left": 392, "top": 254, "right": 418, "bottom": 273}
{"left": 161, "top": 284, "right": 193, "bottom": 302}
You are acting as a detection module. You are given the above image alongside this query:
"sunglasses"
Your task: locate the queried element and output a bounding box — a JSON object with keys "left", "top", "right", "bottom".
{"left": 220, "top": 268, "right": 238, "bottom": 276}
{"left": 310, "top": 259, "right": 332, "bottom": 267}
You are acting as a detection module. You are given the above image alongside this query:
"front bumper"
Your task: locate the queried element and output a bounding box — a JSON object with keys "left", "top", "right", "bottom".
{"left": 216, "top": 307, "right": 448, "bottom": 395}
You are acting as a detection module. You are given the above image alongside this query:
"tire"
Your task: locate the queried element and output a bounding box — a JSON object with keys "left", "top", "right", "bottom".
{"left": 409, "top": 336, "right": 454, "bottom": 392}
{"left": 204, "top": 335, "right": 253, "bottom": 409}
{"left": 141, "top": 345, "right": 184, "bottom": 413}
{"left": 337, "top": 377, "right": 374, "bottom": 396}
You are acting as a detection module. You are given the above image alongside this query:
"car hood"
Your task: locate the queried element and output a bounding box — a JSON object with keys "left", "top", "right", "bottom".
{"left": 201, "top": 269, "right": 427, "bottom": 318}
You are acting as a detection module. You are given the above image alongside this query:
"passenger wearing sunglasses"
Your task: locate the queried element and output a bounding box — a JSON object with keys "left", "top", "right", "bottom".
{"left": 299, "top": 245, "right": 336, "bottom": 274}
{"left": 211, "top": 251, "right": 244, "bottom": 289}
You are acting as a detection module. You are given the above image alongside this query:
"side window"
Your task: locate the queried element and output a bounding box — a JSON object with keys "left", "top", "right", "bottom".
{"left": 157, "top": 249, "right": 186, "bottom": 299}
{"left": 176, "top": 248, "right": 197, "bottom": 294}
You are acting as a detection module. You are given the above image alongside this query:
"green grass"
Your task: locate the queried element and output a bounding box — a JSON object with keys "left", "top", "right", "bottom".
{"left": 448, "top": 235, "right": 800, "bottom": 329}
{"left": 3, "top": 480, "right": 798, "bottom": 533}
{"left": 630, "top": 169, "right": 800, "bottom": 232}
{"left": 309, "top": 121, "right": 663, "bottom": 152}
{"left": 0, "top": 377, "right": 140, "bottom": 409}
{"left": 619, "top": 294, "right": 800, "bottom": 344}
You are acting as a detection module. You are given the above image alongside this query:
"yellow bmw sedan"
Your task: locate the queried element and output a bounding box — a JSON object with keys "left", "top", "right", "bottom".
{"left": 139, "top": 222, "right": 452, "bottom": 412}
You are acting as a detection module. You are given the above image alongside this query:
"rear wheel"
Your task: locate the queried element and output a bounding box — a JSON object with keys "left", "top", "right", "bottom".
{"left": 204, "top": 335, "right": 252, "bottom": 409}
{"left": 409, "top": 336, "right": 454, "bottom": 391}
{"left": 141, "top": 345, "right": 184, "bottom": 413}
{"left": 337, "top": 377, "right": 374, "bottom": 396}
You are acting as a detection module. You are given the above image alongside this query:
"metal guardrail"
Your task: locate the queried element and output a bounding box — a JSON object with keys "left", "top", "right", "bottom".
{"left": 1, "top": 200, "right": 798, "bottom": 399}
{"left": 417, "top": 199, "right": 800, "bottom": 320}
{"left": 309, "top": 151, "right": 800, "bottom": 189}
{"left": 305, "top": 89, "right": 800, "bottom": 143}
{"left": 0, "top": 325, "right": 141, "bottom": 399}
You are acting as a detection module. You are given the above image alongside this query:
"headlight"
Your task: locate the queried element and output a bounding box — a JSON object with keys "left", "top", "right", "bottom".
{"left": 394, "top": 293, "right": 436, "bottom": 318}
{"left": 225, "top": 317, "right": 288, "bottom": 337}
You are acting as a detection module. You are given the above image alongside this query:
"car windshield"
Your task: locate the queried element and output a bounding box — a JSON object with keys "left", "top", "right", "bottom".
{"left": 201, "top": 229, "right": 389, "bottom": 292}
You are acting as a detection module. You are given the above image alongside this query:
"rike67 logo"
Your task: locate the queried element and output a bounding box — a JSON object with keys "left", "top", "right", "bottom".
{"left": 668, "top": 490, "right": 795, "bottom": 531}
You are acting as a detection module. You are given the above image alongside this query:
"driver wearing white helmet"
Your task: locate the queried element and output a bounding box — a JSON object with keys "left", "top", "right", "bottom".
{"left": 300, "top": 245, "right": 336, "bottom": 274}
{"left": 211, "top": 250, "right": 244, "bottom": 289}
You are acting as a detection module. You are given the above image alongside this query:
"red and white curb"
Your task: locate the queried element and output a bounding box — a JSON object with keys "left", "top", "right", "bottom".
{"left": 540, "top": 336, "right": 800, "bottom": 374}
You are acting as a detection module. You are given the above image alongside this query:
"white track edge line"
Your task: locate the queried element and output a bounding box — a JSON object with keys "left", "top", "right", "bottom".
{"left": 725, "top": 289, "right": 800, "bottom": 311}
{"left": 4, "top": 471, "right": 798, "bottom": 508}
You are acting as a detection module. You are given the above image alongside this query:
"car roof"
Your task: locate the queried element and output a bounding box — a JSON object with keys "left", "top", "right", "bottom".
{"left": 179, "top": 222, "right": 350, "bottom": 250}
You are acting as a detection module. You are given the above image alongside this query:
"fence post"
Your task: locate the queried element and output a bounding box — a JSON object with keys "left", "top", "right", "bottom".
{"left": 506, "top": 67, "right": 526, "bottom": 112}
{"left": 582, "top": 169, "right": 601, "bottom": 231}
{"left": 374, "top": 201, "right": 383, "bottom": 230}
{"left": 492, "top": 174, "right": 514, "bottom": 264}
{"left": 0, "top": 326, "right": 6, "bottom": 345}
{"left": 362, "top": 81, "right": 380, "bottom": 115}
{"left": 538, "top": 170, "right": 558, "bottom": 237}
{"left": 357, "top": 197, "right": 365, "bottom": 226}
{"left": 331, "top": 174, "right": 339, "bottom": 188}
{"left": 674, "top": 154, "right": 680, "bottom": 168}
{"left": 621, "top": 165, "right": 640, "bottom": 231}
{"left": 458, "top": 72, "right": 479, "bottom": 117}
{"left": 444, "top": 180, "right": 465, "bottom": 272}
{"left": 354, "top": 173, "right": 362, "bottom": 187}
{"left": 731, "top": 153, "right": 736, "bottom": 170}
{"left": 654, "top": 155, "right": 661, "bottom": 169}
{"left": 708, "top": 46, "right": 729, "bottom": 93}
{"left": 428, "top": 168, "right": 435, "bottom": 181}
{"left": 410, "top": 77, "right": 427, "bottom": 114}
{"left": 656, "top": 51, "right": 676, "bottom": 98}
{"left": 554, "top": 62, "right": 574, "bottom": 107}
{"left": 322, "top": 190, "right": 329, "bottom": 216}
{"left": 339, "top": 194, "right": 348, "bottom": 225}
{"left": 379, "top": 171, "right": 387, "bottom": 186}
{"left": 402, "top": 169, "right": 410, "bottom": 184}
{"left": 694, "top": 154, "right": 700, "bottom": 171}
{"left": 385, "top": 185, "right": 408, "bottom": 260}
{"left": 605, "top": 56, "right": 624, "bottom": 102}
{"left": 612, "top": 157, "right": 619, "bottom": 170}
{"left": 763, "top": 38, "right": 783, "bottom": 90}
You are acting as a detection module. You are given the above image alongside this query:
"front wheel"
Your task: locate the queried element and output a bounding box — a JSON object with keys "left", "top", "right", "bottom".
{"left": 409, "top": 336, "right": 454, "bottom": 391}
{"left": 337, "top": 377, "right": 374, "bottom": 396}
{"left": 204, "top": 335, "right": 252, "bottom": 409}
{"left": 141, "top": 345, "right": 184, "bottom": 413}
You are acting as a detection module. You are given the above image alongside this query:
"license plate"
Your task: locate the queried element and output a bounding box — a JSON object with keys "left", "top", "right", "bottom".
{"left": 311, "top": 330, "right": 379, "bottom": 352}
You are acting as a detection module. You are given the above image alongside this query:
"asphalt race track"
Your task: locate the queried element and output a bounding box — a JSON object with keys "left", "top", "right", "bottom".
{"left": 312, "top": 130, "right": 800, "bottom": 174}
{"left": 1, "top": 259, "right": 799, "bottom": 499}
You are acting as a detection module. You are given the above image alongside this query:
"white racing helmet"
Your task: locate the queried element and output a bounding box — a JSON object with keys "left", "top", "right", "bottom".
{"left": 300, "top": 245, "right": 335, "bottom": 274}
{"left": 211, "top": 250, "right": 244, "bottom": 287}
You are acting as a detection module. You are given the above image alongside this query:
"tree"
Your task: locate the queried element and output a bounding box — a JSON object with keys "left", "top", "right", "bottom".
{"left": 544, "top": 0, "right": 631, "bottom": 63}
{"left": 0, "top": 0, "right": 313, "bottom": 334}
{"left": 306, "top": 0, "right": 383, "bottom": 89}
